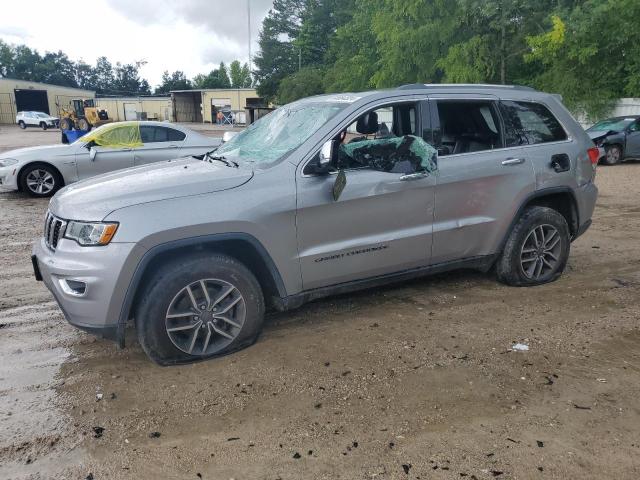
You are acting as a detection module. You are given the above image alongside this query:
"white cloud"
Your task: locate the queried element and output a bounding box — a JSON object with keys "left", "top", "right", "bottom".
{"left": 0, "top": 0, "right": 273, "bottom": 87}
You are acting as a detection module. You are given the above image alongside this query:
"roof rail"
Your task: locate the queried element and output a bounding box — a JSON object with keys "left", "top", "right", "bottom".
{"left": 397, "top": 83, "right": 536, "bottom": 91}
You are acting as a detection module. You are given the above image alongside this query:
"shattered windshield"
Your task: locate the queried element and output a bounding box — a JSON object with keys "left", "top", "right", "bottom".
{"left": 216, "top": 101, "right": 348, "bottom": 163}
{"left": 588, "top": 118, "right": 635, "bottom": 132}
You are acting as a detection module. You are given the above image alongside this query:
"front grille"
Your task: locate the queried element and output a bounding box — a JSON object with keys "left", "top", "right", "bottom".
{"left": 44, "top": 212, "right": 66, "bottom": 250}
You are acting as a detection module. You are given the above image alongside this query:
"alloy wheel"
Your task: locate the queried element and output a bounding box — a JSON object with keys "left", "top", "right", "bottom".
{"left": 26, "top": 169, "right": 55, "bottom": 195}
{"left": 606, "top": 147, "right": 620, "bottom": 164}
{"left": 165, "top": 278, "right": 246, "bottom": 356}
{"left": 520, "top": 224, "right": 562, "bottom": 280}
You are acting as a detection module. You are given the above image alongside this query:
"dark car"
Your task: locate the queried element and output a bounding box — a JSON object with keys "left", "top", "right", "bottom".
{"left": 586, "top": 115, "right": 640, "bottom": 165}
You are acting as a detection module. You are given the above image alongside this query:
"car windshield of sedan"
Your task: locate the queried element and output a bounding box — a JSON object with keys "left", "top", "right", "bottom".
{"left": 215, "top": 101, "right": 350, "bottom": 163}
{"left": 588, "top": 118, "right": 635, "bottom": 132}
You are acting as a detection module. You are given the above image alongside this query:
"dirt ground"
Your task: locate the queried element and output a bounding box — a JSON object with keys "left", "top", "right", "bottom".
{"left": 0, "top": 124, "right": 639, "bottom": 480}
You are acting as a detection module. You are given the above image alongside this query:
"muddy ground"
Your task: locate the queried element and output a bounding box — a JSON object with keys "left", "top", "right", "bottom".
{"left": 0, "top": 125, "right": 639, "bottom": 479}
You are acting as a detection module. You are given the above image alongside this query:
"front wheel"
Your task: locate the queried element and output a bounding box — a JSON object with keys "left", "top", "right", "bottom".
{"left": 135, "top": 254, "right": 265, "bottom": 365}
{"left": 19, "top": 163, "right": 62, "bottom": 197}
{"left": 496, "top": 206, "right": 570, "bottom": 286}
{"left": 602, "top": 145, "right": 622, "bottom": 165}
{"left": 40, "top": 122, "right": 48, "bottom": 130}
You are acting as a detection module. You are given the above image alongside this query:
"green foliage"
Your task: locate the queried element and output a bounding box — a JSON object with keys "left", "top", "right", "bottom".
{"left": 524, "top": 0, "right": 640, "bottom": 119}
{"left": 254, "top": 0, "right": 307, "bottom": 100}
{"left": 277, "top": 66, "right": 325, "bottom": 103}
{"left": 155, "top": 71, "right": 191, "bottom": 94}
{"left": 192, "top": 62, "right": 232, "bottom": 89}
{"left": 229, "top": 60, "right": 252, "bottom": 88}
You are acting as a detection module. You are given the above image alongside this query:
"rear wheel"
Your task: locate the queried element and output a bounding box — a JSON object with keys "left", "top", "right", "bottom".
{"left": 135, "top": 254, "right": 264, "bottom": 365}
{"left": 496, "top": 206, "right": 570, "bottom": 286}
{"left": 18, "top": 120, "right": 26, "bottom": 129}
{"left": 76, "top": 117, "right": 90, "bottom": 131}
{"left": 19, "top": 163, "right": 62, "bottom": 197}
{"left": 602, "top": 145, "right": 622, "bottom": 165}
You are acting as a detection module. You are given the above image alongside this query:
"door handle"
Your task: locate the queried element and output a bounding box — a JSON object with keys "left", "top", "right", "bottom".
{"left": 502, "top": 157, "right": 525, "bottom": 166}
{"left": 399, "top": 171, "right": 429, "bottom": 181}
{"left": 168, "top": 144, "right": 179, "bottom": 148}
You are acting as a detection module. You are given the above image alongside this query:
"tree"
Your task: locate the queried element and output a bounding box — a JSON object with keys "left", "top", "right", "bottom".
{"left": 323, "top": 0, "right": 376, "bottom": 92}
{"left": 192, "top": 62, "right": 231, "bottom": 89}
{"left": 253, "top": 0, "right": 306, "bottom": 100}
{"left": 277, "top": 66, "right": 324, "bottom": 103}
{"left": 524, "top": 0, "right": 640, "bottom": 118}
{"left": 229, "top": 60, "right": 252, "bottom": 88}
{"left": 155, "top": 70, "right": 191, "bottom": 94}
{"left": 113, "top": 61, "right": 150, "bottom": 95}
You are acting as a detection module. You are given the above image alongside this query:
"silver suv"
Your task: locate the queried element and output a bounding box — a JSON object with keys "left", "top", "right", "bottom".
{"left": 32, "top": 85, "right": 599, "bottom": 365}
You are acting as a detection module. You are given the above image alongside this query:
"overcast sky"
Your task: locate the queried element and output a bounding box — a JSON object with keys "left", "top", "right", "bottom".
{"left": 0, "top": 0, "right": 273, "bottom": 87}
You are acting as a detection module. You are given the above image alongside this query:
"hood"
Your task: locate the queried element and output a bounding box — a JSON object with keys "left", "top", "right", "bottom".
{"left": 49, "top": 157, "right": 253, "bottom": 220}
{"left": 587, "top": 129, "right": 616, "bottom": 140}
{"left": 0, "top": 144, "right": 72, "bottom": 160}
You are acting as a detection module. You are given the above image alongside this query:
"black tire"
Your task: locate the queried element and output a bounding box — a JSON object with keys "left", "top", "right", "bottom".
{"left": 60, "top": 117, "right": 74, "bottom": 131}
{"left": 61, "top": 132, "right": 69, "bottom": 144}
{"left": 77, "top": 117, "right": 90, "bottom": 131}
{"left": 40, "top": 122, "right": 48, "bottom": 130}
{"left": 496, "top": 206, "right": 570, "bottom": 286}
{"left": 602, "top": 144, "right": 622, "bottom": 165}
{"left": 18, "top": 162, "right": 63, "bottom": 198}
{"left": 135, "top": 254, "right": 265, "bottom": 366}
{"left": 18, "top": 120, "right": 26, "bottom": 129}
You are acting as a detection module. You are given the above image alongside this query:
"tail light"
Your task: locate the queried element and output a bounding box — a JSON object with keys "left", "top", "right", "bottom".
{"left": 587, "top": 147, "right": 599, "bottom": 165}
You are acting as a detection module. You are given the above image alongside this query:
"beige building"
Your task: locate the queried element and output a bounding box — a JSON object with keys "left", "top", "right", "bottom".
{"left": 171, "top": 88, "right": 264, "bottom": 124}
{"left": 95, "top": 96, "right": 173, "bottom": 122}
{"left": 0, "top": 78, "right": 95, "bottom": 124}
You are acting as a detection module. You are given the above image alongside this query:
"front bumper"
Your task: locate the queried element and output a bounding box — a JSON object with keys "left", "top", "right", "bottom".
{"left": 0, "top": 166, "right": 19, "bottom": 191}
{"left": 32, "top": 237, "right": 143, "bottom": 342}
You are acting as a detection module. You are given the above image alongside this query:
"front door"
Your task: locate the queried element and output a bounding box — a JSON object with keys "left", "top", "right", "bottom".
{"left": 296, "top": 101, "right": 437, "bottom": 291}
{"left": 76, "top": 146, "right": 134, "bottom": 180}
{"left": 625, "top": 119, "right": 640, "bottom": 157}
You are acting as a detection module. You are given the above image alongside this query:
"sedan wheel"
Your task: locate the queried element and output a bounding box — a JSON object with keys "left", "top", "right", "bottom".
{"left": 603, "top": 145, "right": 622, "bottom": 165}
{"left": 26, "top": 169, "right": 55, "bottom": 195}
{"left": 20, "top": 164, "right": 61, "bottom": 197}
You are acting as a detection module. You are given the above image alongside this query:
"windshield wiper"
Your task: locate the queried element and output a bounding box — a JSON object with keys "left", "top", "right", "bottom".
{"left": 204, "top": 152, "right": 238, "bottom": 168}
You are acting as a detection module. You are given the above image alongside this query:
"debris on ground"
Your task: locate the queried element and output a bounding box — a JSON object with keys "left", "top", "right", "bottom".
{"left": 148, "top": 432, "right": 161, "bottom": 438}
{"left": 95, "top": 393, "right": 103, "bottom": 401}
{"left": 92, "top": 427, "right": 104, "bottom": 438}
{"left": 511, "top": 343, "right": 529, "bottom": 351}
{"left": 537, "top": 440, "right": 544, "bottom": 447}
{"left": 292, "top": 452, "right": 301, "bottom": 459}
{"left": 402, "top": 464, "right": 411, "bottom": 474}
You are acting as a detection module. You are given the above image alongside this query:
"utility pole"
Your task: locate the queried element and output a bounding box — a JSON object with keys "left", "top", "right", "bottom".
{"left": 247, "top": 0, "right": 252, "bottom": 85}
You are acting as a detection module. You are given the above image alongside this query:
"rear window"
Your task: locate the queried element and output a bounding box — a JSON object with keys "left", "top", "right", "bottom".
{"left": 500, "top": 101, "right": 567, "bottom": 147}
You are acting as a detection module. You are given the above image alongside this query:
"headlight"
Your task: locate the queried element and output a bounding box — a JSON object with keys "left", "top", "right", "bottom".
{"left": 0, "top": 158, "right": 18, "bottom": 167}
{"left": 64, "top": 221, "right": 119, "bottom": 246}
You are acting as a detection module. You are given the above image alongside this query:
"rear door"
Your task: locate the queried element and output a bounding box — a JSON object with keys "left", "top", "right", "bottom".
{"left": 498, "top": 100, "right": 576, "bottom": 192}
{"left": 427, "top": 95, "right": 535, "bottom": 264}
{"left": 134, "top": 126, "right": 185, "bottom": 166}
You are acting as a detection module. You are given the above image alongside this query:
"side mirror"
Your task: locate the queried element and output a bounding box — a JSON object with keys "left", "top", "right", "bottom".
{"left": 89, "top": 147, "right": 97, "bottom": 161}
{"left": 222, "top": 131, "right": 238, "bottom": 143}
{"left": 316, "top": 139, "right": 335, "bottom": 173}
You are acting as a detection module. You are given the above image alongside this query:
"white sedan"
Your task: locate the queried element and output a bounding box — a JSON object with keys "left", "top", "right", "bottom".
{"left": 16, "top": 111, "right": 59, "bottom": 130}
{"left": 0, "top": 121, "right": 222, "bottom": 197}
